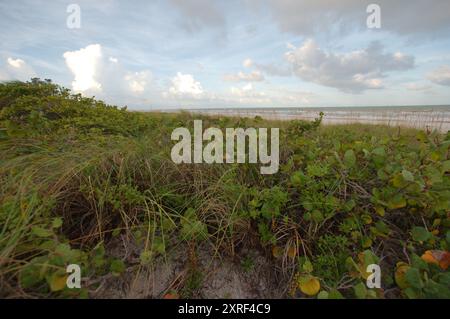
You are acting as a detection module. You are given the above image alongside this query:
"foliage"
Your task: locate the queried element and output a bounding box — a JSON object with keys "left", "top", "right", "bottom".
{"left": 0, "top": 79, "right": 449, "bottom": 298}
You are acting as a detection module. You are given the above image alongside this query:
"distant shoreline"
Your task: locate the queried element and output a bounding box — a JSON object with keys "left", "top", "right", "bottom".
{"left": 153, "top": 105, "right": 450, "bottom": 113}
{"left": 152, "top": 106, "right": 450, "bottom": 132}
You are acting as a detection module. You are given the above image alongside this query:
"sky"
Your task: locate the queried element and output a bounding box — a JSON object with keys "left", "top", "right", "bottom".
{"left": 1, "top": 0, "right": 450, "bottom": 110}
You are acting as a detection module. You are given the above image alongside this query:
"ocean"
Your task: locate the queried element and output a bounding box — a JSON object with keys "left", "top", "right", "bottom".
{"left": 184, "top": 106, "right": 450, "bottom": 132}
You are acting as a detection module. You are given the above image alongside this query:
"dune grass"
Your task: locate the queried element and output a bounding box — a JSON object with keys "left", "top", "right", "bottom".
{"left": 0, "top": 79, "right": 449, "bottom": 299}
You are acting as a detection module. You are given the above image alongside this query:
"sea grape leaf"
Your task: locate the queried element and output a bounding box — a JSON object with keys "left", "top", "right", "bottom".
{"left": 344, "top": 150, "right": 356, "bottom": 168}
{"left": 411, "top": 226, "right": 431, "bottom": 242}
{"left": 402, "top": 169, "right": 414, "bottom": 182}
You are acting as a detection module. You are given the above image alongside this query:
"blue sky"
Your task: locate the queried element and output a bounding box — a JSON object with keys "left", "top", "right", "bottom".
{"left": 1, "top": 0, "right": 450, "bottom": 109}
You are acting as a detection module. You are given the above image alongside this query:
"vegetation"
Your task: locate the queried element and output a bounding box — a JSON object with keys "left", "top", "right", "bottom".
{"left": 0, "top": 79, "right": 449, "bottom": 298}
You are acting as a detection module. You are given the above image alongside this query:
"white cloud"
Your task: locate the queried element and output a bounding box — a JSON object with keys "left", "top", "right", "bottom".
{"left": 229, "top": 83, "right": 271, "bottom": 105}
{"left": 405, "top": 82, "right": 433, "bottom": 91}
{"left": 352, "top": 74, "right": 383, "bottom": 89}
{"left": 242, "top": 83, "right": 253, "bottom": 92}
{"left": 254, "top": 62, "right": 292, "bottom": 77}
{"left": 243, "top": 58, "right": 253, "bottom": 68}
{"left": 0, "top": 57, "right": 36, "bottom": 81}
{"left": 62, "top": 44, "right": 154, "bottom": 104}
{"left": 125, "top": 71, "right": 151, "bottom": 93}
{"left": 285, "top": 39, "right": 414, "bottom": 93}
{"left": 427, "top": 65, "right": 450, "bottom": 86}
{"left": 230, "top": 83, "right": 255, "bottom": 96}
{"left": 224, "top": 70, "right": 264, "bottom": 82}
{"left": 228, "top": 83, "right": 313, "bottom": 106}
{"left": 63, "top": 44, "right": 102, "bottom": 92}
{"left": 167, "top": 72, "right": 204, "bottom": 98}
{"left": 7, "top": 57, "right": 25, "bottom": 68}
{"left": 273, "top": 89, "right": 312, "bottom": 105}
{"left": 239, "top": 53, "right": 291, "bottom": 78}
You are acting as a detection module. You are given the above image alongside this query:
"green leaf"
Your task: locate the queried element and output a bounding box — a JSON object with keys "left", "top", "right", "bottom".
{"left": 362, "top": 250, "right": 379, "bottom": 266}
{"left": 361, "top": 214, "right": 372, "bottom": 225}
{"left": 51, "top": 217, "right": 63, "bottom": 229}
{"left": 181, "top": 208, "right": 208, "bottom": 241}
{"left": 375, "top": 220, "right": 390, "bottom": 235}
{"left": 92, "top": 244, "right": 106, "bottom": 268}
{"left": 361, "top": 237, "right": 372, "bottom": 248}
{"left": 140, "top": 250, "right": 152, "bottom": 265}
{"left": 354, "top": 282, "right": 367, "bottom": 299}
{"left": 311, "top": 210, "right": 324, "bottom": 223}
{"left": 372, "top": 147, "right": 386, "bottom": 166}
{"left": 302, "top": 259, "right": 314, "bottom": 273}
{"left": 388, "top": 194, "right": 407, "bottom": 209}
{"left": 405, "top": 267, "right": 423, "bottom": 289}
{"left": 112, "top": 228, "right": 121, "bottom": 237}
{"left": 392, "top": 174, "right": 405, "bottom": 188}
{"left": 306, "top": 164, "right": 329, "bottom": 177}
{"left": 344, "top": 150, "right": 356, "bottom": 168}
{"left": 31, "top": 226, "right": 53, "bottom": 238}
{"left": 425, "top": 166, "right": 443, "bottom": 185}
{"left": 317, "top": 291, "right": 329, "bottom": 299}
{"left": 290, "top": 171, "right": 304, "bottom": 186}
{"left": 20, "top": 262, "right": 44, "bottom": 288}
{"left": 416, "top": 131, "right": 428, "bottom": 142}
{"left": 372, "top": 147, "right": 386, "bottom": 157}
{"left": 411, "top": 226, "right": 431, "bottom": 242}
{"left": 110, "top": 259, "right": 126, "bottom": 276}
{"left": 441, "top": 160, "right": 450, "bottom": 173}
{"left": 328, "top": 289, "right": 344, "bottom": 299}
{"left": 402, "top": 169, "right": 414, "bottom": 182}
{"left": 152, "top": 237, "right": 166, "bottom": 254}
{"left": 411, "top": 254, "right": 429, "bottom": 271}
{"left": 344, "top": 199, "right": 356, "bottom": 212}
{"left": 423, "top": 280, "right": 450, "bottom": 299}
{"left": 404, "top": 287, "right": 418, "bottom": 299}
{"left": 55, "top": 243, "right": 79, "bottom": 261}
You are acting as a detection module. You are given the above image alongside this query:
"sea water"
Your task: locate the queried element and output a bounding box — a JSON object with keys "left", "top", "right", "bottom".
{"left": 187, "top": 106, "right": 450, "bottom": 132}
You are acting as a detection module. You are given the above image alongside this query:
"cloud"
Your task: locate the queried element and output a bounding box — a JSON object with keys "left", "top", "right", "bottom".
{"left": 405, "top": 82, "right": 433, "bottom": 91}
{"left": 224, "top": 70, "right": 264, "bottom": 82}
{"left": 7, "top": 57, "right": 25, "bottom": 68}
{"left": 125, "top": 71, "right": 151, "bottom": 93}
{"left": 0, "top": 57, "right": 36, "bottom": 81}
{"left": 227, "top": 83, "right": 313, "bottom": 106}
{"left": 63, "top": 44, "right": 102, "bottom": 92}
{"left": 231, "top": 83, "right": 255, "bottom": 96}
{"left": 240, "top": 57, "right": 292, "bottom": 77}
{"left": 271, "top": 89, "right": 313, "bottom": 105}
{"left": 254, "top": 62, "right": 292, "bottom": 77}
{"left": 285, "top": 39, "right": 414, "bottom": 93}
{"left": 243, "top": 58, "right": 253, "bottom": 68}
{"left": 167, "top": 72, "right": 204, "bottom": 98}
{"left": 63, "top": 44, "right": 154, "bottom": 98}
{"left": 427, "top": 66, "right": 450, "bottom": 86}
{"left": 168, "top": 0, "right": 225, "bottom": 32}
{"left": 229, "top": 83, "right": 270, "bottom": 104}
{"left": 267, "top": 0, "right": 450, "bottom": 39}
